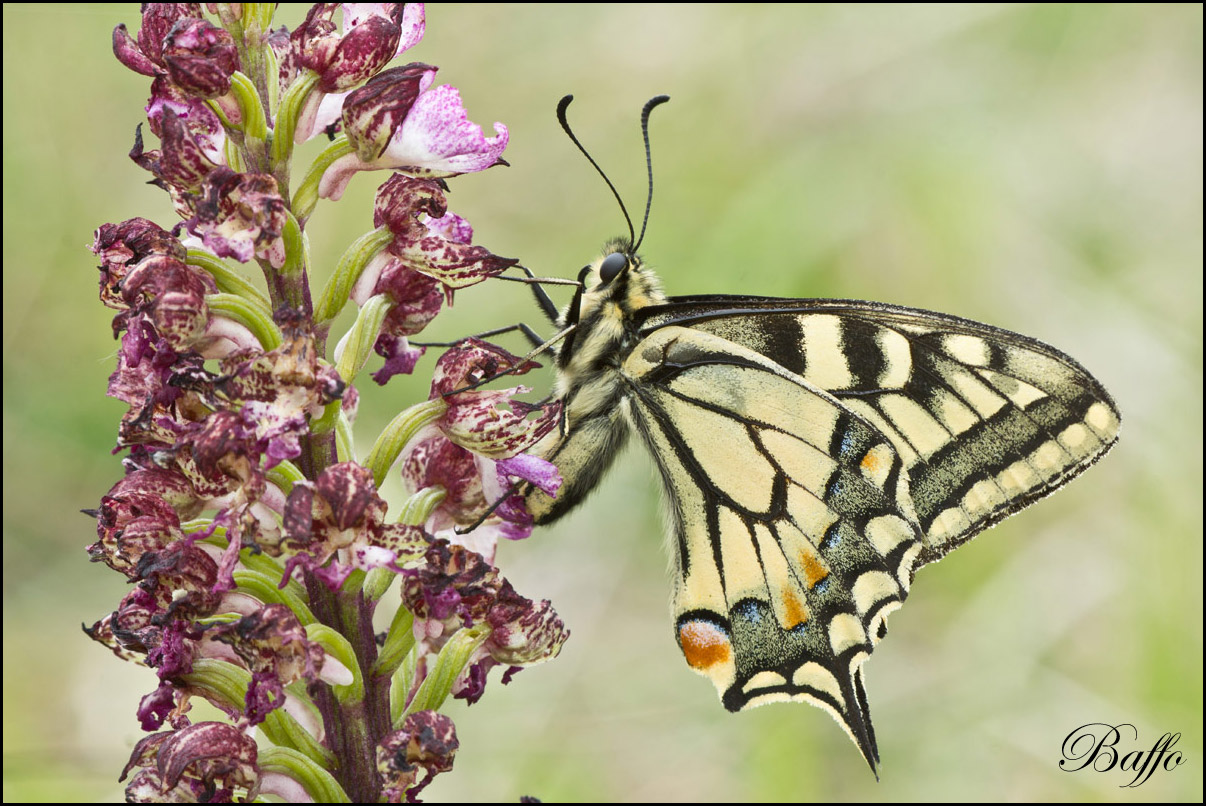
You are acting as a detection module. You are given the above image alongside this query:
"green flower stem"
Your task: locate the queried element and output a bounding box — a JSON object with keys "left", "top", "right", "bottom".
{"left": 335, "top": 409, "right": 355, "bottom": 463}
{"left": 292, "top": 135, "right": 356, "bottom": 223}
{"left": 278, "top": 210, "right": 307, "bottom": 279}
{"left": 239, "top": 553, "right": 299, "bottom": 594}
{"left": 364, "top": 398, "right": 448, "bottom": 487}
{"left": 221, "top": 8, "right": 278, "bottom": 166}
{"left": 258, "top": 746, "right": 351, "bottom": 803}
{"left": 239, "top": 5, "right": 280, "bottom": 86}
{"left": 205, "top": 292, "right": 282, "bottom": 351}
{"left": 180, "top": 518, "right": 214, "bottom": 535}
{"left": 339, "top": 569, "right": 365, "bottom": 599}
{"left": 262, "top": 35, "right": 281, "bottom": 123}
{"left": 314, "top": 227, "right": 394, "bottom": 327}
{"left": 266, "top": 458, "right": 305, "bottom": 495}
{"left": 232, "top": 569, "right": 316, "bottom": 625}
{"left": 241, "top": 4, "right": 279, "bottom": 37}
{"left": 310, "top": 397, "right": 342, "bottom": 437}
{"left": 396, "top": 486, "right": 447, "bottom": 526}
{"left": 192, "top": 613, "right": 246, "bottom": 631}
{"left": 257, "top": 689, "right": 333, "bottom": 764}
{"left": 262, "top": 705, "right": 335, "bottom": 768}
{"left": 400, "top": 625, "right": 491, "bottom": 724}
{"left": 305, "top": 623, "right": 364, "bottom": 705}
{"left": 223, "top": 135, "right": 248, "bottom": 172}
{"left": 362, "top": 566, "right": 396, "bottom": 602}
{"left": 182, "top": 658, "right": 332, "bottom": 765}
{"left": 271, "top": 70, "right": 321, "bottom": 167}
{"left": 228, "top": 70, "right": 269, "bottom": 142}
{"left": 188, "top": 249, "right": 271, "bottom": 311}
{"left": 262, "top": 708, "right": 335, "bottom": 769}
{"left": 186, "top": 523, "right": 311, "bottom": 607}
{"left": 336, "top": 294, "right": 394, "bottom": 384}
{"left": 372, "top": 605, "right": 415, "bottom": 679}
{"left": 267, "top": 210, "right": 312, "bottom": 318}
{"left": 205, "top": 95, "right": 238, "bottom": 133}
{"left": 180, "top": 658, "right": 248, "bottom": 711}
{"left": 388, "top": 644, "right": 423, "bottom": 726}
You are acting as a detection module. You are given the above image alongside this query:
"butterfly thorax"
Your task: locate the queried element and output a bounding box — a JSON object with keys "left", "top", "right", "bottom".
{"left": 553, "top": 243, "right": 666, "bottom": 405}
{"left": 523, "top": 244, "right": 666, "bottom": 523}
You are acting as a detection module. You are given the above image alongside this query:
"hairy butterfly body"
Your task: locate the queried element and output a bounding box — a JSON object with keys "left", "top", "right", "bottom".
{"left": 516, "top": 98, "right": 1120, "bottom": 773}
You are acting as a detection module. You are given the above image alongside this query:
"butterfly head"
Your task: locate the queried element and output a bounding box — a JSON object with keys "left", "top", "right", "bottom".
{"left": 574, "top": 239, "right": 666, "bottom": 321}
{"left": 551, "top": 239, "right": 666, "bottom": 378}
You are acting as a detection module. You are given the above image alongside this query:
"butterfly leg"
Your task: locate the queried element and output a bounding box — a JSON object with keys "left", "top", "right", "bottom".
{"left": 410, "top": 322, "right": 546, "bottom": 349}
{"left": 494, "top": 264, "right": 568, "bottom": 324}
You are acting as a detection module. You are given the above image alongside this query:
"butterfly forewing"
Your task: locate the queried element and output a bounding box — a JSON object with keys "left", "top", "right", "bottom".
{"left": 635, "top": 298, "right": 1121, "bottom": 565}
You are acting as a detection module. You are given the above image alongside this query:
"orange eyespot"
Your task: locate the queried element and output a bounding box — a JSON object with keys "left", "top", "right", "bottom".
{"left": 678, "top": 620, "right": 732, "bottom": 670}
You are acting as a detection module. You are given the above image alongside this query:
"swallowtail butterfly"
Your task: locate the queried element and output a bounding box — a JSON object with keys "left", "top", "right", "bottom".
{"left": 514, "top": 96, "right": 1120, "bottom": 772}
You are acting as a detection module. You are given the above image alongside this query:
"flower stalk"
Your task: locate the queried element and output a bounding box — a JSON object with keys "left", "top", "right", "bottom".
{"left": 88, "top": 5, "right": 565, "bottom": 802}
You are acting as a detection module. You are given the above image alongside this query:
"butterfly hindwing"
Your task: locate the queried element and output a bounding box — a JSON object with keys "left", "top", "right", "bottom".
{"left": 621, "top": 324, "right": 925, "bottom": 767}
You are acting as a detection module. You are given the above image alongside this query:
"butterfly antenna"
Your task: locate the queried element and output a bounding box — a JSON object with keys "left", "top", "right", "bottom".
{"left": 633, "top": 95, "right": 670, "bottom": 252}
{"left": 557, "top": 94, "right": 635, "bottom": 244}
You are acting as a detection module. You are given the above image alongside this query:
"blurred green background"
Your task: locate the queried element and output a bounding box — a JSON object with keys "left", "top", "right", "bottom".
{"left": 3, "top": 4, "right": 1201, "bottom": 802}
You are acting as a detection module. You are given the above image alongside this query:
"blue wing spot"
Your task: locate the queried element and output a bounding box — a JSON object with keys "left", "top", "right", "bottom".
{"left": 731, "top": 600, "right": 762, "bottom": 626}
{"left": 839, "top": 427, "right": 859, "bottom": 461}
{"left": 820, "top": 522, "right": 842, "bottom": 550}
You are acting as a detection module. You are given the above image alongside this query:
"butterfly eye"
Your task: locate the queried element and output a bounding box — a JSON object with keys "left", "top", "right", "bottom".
{"left": 598, "top": 252, "right": 627, "bottom": 284}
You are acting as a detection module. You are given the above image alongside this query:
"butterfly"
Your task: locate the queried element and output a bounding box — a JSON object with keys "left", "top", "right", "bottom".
{"left": 511, "top": 95, "right": 1121, "bottom": 773}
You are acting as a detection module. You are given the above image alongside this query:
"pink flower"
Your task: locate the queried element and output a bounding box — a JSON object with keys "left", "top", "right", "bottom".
{"left": 320, "top": 64, "right": 508, "bottom": 200}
